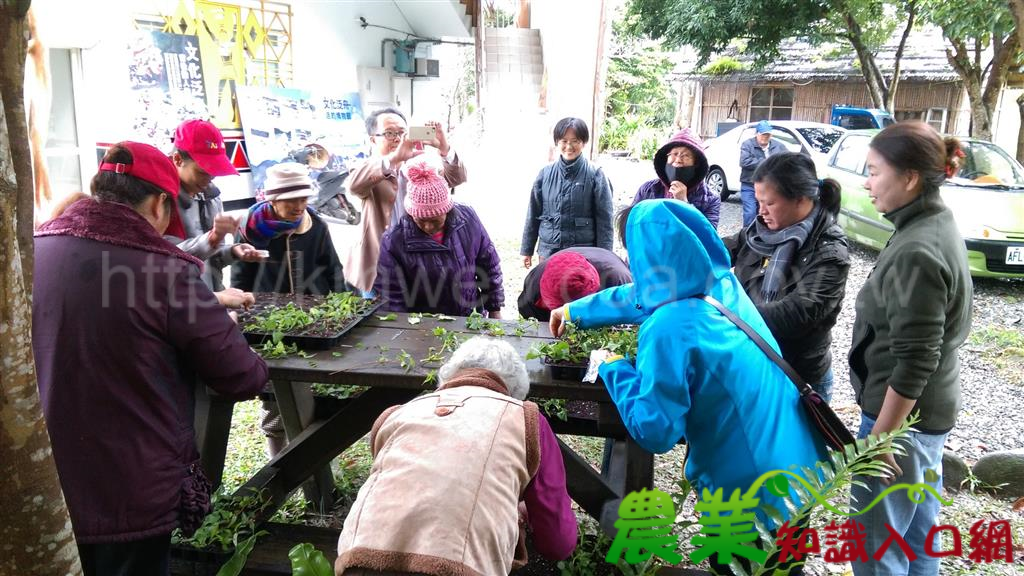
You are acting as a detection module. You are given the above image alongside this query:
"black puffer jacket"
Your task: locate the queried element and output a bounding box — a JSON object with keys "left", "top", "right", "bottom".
{"left": 520, "top": 156, "right": 614, "bottom": 258}
{"left": 724, "top": 208, "right": 850, "bottom": 384}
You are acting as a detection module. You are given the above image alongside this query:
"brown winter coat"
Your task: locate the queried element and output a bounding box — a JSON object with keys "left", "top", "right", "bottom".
{"left": 335, "top": 369, "right": 540, "bottom": 576}
{"left": 344, "top": 153, "right": 466, "bottom": 292}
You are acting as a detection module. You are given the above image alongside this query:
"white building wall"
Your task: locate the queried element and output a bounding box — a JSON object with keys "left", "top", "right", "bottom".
{"left": 529, "top": 0, "right": 605, "bottom": 154}
{"left": 31, "top": 0, "right": 471, "bottom": 204}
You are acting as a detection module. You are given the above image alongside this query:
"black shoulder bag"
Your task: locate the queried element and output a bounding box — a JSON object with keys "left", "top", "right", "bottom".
{"left": 702, "top": 295, "right": 856, "bottom": 452}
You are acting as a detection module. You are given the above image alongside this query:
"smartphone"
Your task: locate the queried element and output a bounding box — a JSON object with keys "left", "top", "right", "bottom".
{"left": 408, "top": 125, "right": 437, "bottom": 142}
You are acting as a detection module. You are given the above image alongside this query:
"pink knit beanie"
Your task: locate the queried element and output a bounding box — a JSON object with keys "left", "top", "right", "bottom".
{"left": 403, "top": 157, "right": 453, "bottom": 219}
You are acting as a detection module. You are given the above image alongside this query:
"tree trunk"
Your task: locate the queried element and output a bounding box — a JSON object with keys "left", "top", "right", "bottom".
{"left": 945, "top": 38, "right": 992, "bottom": 140}
{"left": 885, "top": 1, "right": 917, "bottom": 112}
{"left": 0, "top": 1, "right": 34, "bottom": 289}
{"left": 844, "top": 20, "right": 888, "bottom": 110}
{"left": 0, "top": 3, "right": 83, "bottom": 574}
{"left": 1016, "top": 92, "right": 1024, "bottom": 163}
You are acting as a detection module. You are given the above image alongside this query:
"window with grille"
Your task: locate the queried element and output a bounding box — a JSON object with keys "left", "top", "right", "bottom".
{"left": 749, "top": 87, "right": 793, "bottom": 121}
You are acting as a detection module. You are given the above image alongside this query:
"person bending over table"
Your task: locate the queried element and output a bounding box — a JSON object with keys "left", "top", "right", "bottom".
{"left": 550, "top": 199, "right": 828, "bottom": 575}
{"left": 335, "top": 336, "right": 577, "bottom": 575}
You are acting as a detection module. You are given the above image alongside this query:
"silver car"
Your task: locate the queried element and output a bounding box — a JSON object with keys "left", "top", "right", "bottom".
{"left": 703, "top": 121, "right": 846, "bottom": 200}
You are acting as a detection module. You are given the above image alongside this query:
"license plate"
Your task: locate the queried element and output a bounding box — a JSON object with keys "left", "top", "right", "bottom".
{"left": 1007, "top": 246, "right": 1024, "bottom": 265}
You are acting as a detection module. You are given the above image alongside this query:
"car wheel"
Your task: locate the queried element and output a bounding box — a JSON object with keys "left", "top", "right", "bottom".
{"left": 706, "top": 167, "right": 730, "bottom": 201}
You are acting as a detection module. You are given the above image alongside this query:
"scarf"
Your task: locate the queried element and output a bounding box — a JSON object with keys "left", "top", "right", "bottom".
{"left": 35, "top": 197, "right": 203, "bottom": 269}
{"left": 242, "top": 201, "right": 303, "bottom": 249}
{"left": 745, "top": 204, "right": 819, "bottom": 302}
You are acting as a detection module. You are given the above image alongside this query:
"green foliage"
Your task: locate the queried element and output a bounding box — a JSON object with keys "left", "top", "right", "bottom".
{"left": 174, "top": 488, "right": 271, "bottom": 574}
{"left": 528, "top": 323, "right": 638, "bottom": 365}
{"left": 625, "top": 0, "right": 830, "bottom": 67}
{"left": 256, "top": 332, "right": 311, "bottom": 359}
{"left": 216, "top": 532, "right": 264, "bottom": 576}
{"left": 919, "top": 0, "right": 1014, "bottom": 44}
{"left": 557, "top": 531, "right": 613, "bottom": 575}
{"left": 740, "top": 417, "right": 917, "bottom": 575}
{"left": 537, "top": 398, "right": 569, "bottom": 421}
{"left": 310, "top": 383, "right": 366, "bottom": 400}
{"left": 701, "top": 56, "right": 746, "bottom": 75}
{"left": 397, "top": 349, "right": 416, "bottom": 372}
{"left": 600, "top": 7, "right": 676, "bottom": 154}
{"left": 288, "top": 543, "right": 333, "bottom": 576}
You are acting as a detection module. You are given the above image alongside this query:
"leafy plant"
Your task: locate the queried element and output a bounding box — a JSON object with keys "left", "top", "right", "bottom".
{"left": 173, "top": 488, "right": 272, "bottom": 575}
{"left": 397, "top": 350, "right": 416, "bottom": 372}
{"left": 310, "top": 383, "right": 367, "bottom": 400}
{"left": 538, "top": 398, "right": 569, "bottom": 421}
{"left": 376, "top": 312, "right": 398, "bottom": 321}
{"left": 959, "top": 468, "right": 1009, "bottom": 494}
{"left": 174, "top": 489, "right": 270, "bottom": 552}
{"left": 528, "top": 323, "right": 638, "bottom": 365}
{"left": 288, "top": 543, "right": 333, "bottom": 576}
{"left": 557, "top": 530, "right": 613, "bottom": 575}
{"left": 701, "top": 56, "right": 747, "bottom": 75}
{"left": 423, "top": 370, "right": 439, "bottom": 386}
{"left": 737, "top": 418, "right": 917, "bottom": 576}
{"left": 247, "top": 303, "right": 314, "bottom": 334}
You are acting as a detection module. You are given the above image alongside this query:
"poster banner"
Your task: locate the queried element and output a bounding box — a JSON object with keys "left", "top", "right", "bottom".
{"left": 128, "top": 31, "right": 211, "bottom": 148}
{"left": 236, "top": 85, "right": 369, "bottom": 195}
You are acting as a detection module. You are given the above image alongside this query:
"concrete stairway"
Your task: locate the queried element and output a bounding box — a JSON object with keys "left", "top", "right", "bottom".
{"left": 484, "top": 27, "right": 544, "bottom": 112}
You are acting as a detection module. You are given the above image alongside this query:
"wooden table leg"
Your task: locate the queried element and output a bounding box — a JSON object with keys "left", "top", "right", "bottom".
{"left": 194, "top": 383, "right": 235, "bottom": 491}
{"left": 236, "top": 387, "right": 420, "bottom": 526}
{"left": 273, "top": 379, "right": 336, "bottom": 512}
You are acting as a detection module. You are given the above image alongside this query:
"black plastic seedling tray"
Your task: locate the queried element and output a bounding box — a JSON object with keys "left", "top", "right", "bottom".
{"left": 543, "top": 357, "right": 588, "bottom": 381}
{"left": 239, "top": 293, "right": 381, "bottom": 350}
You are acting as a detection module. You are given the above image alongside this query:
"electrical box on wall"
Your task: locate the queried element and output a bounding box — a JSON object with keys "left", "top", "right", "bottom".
{"left": 415, "top": 58, "right": 440, "bottom": 78}
{"left": 393, "top": 40, "right": 417, "bottom": 74}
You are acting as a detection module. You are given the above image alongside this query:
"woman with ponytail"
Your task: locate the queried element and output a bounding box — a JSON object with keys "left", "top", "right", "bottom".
{"left": 376, "top": 154, "right": 505, "bottom": 317}
{"left": 723, "top": 151, "right": 850, "bottom": 402}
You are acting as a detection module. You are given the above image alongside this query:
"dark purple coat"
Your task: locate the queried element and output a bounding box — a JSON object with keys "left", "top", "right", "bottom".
{"left": 33, "top": 199, "right": 268, "bottom": 543}
{"left": 375, "top": 204, "right": 504, "bottom": 316}
{"left": 632, "top": 129, "right": 721, "bottom": 229}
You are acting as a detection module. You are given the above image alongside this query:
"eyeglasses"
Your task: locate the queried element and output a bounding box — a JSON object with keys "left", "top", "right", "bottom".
{"left": 668, "top": 151, "right": 695, "bottom": 162}
{"left": 558, "top": 138, "right": 583, "bottom": 147}
{"left": 374, "top": 130, "right": 406, "bottom": 141}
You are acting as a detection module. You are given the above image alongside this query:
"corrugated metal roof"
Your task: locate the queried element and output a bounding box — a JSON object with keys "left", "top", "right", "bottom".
{"left": 675, "top": 26, "right": 962, "bottom": 82}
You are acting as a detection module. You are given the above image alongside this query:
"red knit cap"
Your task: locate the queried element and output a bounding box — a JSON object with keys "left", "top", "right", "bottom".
{"left": 404, "top": 156, "right": 453, "bottom": 219}
{"left": 539, "top": 251, "right": 601, "bottom": 310}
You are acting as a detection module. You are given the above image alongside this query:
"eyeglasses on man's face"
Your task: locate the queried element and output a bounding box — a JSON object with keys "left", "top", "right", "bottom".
{"left": 375, "top": 130, "right": 406, "bottom": 141}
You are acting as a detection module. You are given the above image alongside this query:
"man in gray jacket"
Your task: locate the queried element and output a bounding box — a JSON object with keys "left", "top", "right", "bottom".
{"left": 168, "top": 119, "right": 263, "bottom": 290}
{"left": 739, "top": 120, "right": 787, "bottom": 227}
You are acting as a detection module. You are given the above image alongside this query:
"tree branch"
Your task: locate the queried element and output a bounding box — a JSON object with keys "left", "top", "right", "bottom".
{"left": 886, "top": 0, "right": 917, "bottom": 111}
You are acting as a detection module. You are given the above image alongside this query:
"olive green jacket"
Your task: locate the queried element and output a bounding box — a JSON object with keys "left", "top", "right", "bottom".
{"left": 848, "top": 193, "right": 972, "bottom": 433}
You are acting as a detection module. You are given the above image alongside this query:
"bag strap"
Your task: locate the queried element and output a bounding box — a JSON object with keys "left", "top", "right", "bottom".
{"left": 701, "top": 295, "right": 813, "bottom": 397}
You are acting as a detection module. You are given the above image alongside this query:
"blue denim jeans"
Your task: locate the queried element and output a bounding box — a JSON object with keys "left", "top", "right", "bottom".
{"left": 811, "top": 367, "right": 834, "bottom": 404}
{"left": 850, "top": 413, "right": 948, "bottom": 576}
{"left": 740, "top": 183, "right": 759, "bottom": 227}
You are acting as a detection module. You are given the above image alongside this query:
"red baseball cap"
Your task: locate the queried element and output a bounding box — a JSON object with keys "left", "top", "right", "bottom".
{"left": 99, "top": 141, "right": 186, "bottom": 238}
{"left": 172, "top": 119, "right": 238, "bottom": 177}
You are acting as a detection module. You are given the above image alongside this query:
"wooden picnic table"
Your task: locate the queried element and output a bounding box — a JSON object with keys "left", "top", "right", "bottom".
{"left": 195, "top": 312, "right": 656, "bottom": 535}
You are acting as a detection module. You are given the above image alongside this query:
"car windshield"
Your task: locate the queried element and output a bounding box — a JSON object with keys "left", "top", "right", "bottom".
{"left": 953, "top": 141, "right": 1024, "bottom": 188}
{"left": 796, "top": 127, "right": 845, "bottom": 154}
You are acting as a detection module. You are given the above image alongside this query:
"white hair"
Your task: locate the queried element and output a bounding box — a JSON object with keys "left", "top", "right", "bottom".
{"left": 438, "top": 336, "right": 530, "bottom": 400}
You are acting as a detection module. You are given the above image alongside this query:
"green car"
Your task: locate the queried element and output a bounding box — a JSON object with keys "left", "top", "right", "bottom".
{"left": 825, "top": 129, "right": 1024, "bottom": 279}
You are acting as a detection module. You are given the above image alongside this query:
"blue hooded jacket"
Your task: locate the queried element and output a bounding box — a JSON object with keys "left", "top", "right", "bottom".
{"left": 565, "top": 200, "right": 826, "bottom": 524}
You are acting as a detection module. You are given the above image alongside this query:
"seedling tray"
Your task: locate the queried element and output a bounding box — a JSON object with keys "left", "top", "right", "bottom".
{"left": 543, "top": 357, "right": 588, "bottom": 381}
{"left": 239, "top": 293, "right": 381, "bottom": 350}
